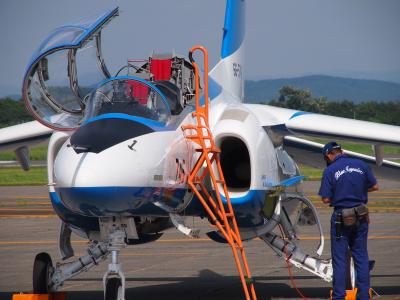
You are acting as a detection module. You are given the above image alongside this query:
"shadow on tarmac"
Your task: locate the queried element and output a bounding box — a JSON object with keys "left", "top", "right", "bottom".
{"left": 2, "top": 270, "right": 400, "bottom": 300}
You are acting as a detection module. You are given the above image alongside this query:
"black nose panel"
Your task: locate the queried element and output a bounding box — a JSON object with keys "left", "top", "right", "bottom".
{"left": 70, "top": 118, "right": 154, "bottom": 154}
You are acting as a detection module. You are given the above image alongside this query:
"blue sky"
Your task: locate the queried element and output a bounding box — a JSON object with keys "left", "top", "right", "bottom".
{"left": 0, "top": 0, "right": 400, "bottom": 95}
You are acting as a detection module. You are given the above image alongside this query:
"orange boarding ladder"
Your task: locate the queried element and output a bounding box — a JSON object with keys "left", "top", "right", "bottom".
{"left": 182, "top": 45, "right": 257, "bottom": 300}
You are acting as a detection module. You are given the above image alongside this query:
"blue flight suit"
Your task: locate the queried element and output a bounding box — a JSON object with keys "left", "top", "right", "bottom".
{"left": 319, "top": 154, "right": 377, "bottom": 300}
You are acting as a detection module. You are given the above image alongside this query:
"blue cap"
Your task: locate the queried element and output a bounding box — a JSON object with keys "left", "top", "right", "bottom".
{"left": 322, "top": 141, "right": 341, "bottom": 156}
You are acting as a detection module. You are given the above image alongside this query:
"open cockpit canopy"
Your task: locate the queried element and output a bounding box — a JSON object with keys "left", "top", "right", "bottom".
{"left": 22, "top": 7, "right": 118, "bottom": 130}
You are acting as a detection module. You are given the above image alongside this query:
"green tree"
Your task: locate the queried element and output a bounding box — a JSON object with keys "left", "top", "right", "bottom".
{"left": 0, "top": 98, "right": 33, "bottom": 128}
{"left": 267, "top": 86, "right": 400, "bottom": 126}
{"left": 325, "top": 100, "right": 356, "bottom": 119}
{"left": 270, "top": 86, "right": 327, "bottom": 113}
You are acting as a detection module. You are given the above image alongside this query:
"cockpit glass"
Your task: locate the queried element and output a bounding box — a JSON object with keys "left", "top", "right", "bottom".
{"left": 26, "top": 49, "right": 84, "bottom": 129}
{"left": 22, "top": 7, "right": 118, "bottom": 130}
{"left": 32, "top": 27, "right": 84, "bottom": 60}
{"left": 40, "top": 50, "right": 82, "bottom": 112}
{"left": 75, "top": 40, "right": 106, "bottom": 97}
{"left": 83, "top": 77, "right": 171, "bottom": 124}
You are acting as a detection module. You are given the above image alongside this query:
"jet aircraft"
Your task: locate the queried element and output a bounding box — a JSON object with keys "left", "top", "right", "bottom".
{"left": 0, "top": 1, "right": 400, "bottom": 299}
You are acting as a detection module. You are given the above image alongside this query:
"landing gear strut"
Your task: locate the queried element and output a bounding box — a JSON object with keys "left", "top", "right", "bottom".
{"left": 261, "top": 232, "right": 333, "bottom": 282}
{"left": 32, "top": 242, "right": 109, "bottom": 293}
{"left": 103, "top": 230, "right": 126, "bottom": 300}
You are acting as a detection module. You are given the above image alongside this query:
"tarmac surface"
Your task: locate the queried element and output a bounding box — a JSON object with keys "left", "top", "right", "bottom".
{"left": 0, "top": 180, "right": 399, "bottom": 300}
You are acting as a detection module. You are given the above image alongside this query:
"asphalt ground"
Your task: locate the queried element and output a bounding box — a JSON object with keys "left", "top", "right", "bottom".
{"left": 0, "top": 180, "right": 399, "bottom": 300}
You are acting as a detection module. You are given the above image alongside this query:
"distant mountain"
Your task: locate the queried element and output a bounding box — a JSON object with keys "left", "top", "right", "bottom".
{"left": 245, "top": 75, "right": 400, "bottom": 103}
{"left": 3, "top": 75, "right": 400, "bottom": 104}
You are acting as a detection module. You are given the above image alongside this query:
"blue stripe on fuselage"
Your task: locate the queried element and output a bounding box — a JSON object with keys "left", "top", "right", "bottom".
{"left": 50, "top": 191, "right": 100, "bottom": 232}
{"left": 218, "top": 190, "right": 266, "bottom": 227}
{"left": 54, "top": 186, "right": 268, "bottom": 229}
{"left": 56, "top": 186, "right": 185, "bottom": 217}
{"left": 84, "top": 113, "right": 171, "bottom": 131}
{"left": 219, "top": 189, "right": 262, "bottom": 205}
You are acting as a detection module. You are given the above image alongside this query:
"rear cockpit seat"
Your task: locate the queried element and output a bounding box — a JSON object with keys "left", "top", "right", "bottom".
{"left": 150, "top": 57, "right": 172, "bottom": 81}
{"left": 148, "top": 54, "right": 183, "bottom": 115}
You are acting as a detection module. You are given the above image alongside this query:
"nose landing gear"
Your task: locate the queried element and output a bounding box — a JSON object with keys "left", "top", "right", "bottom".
{"left": 32, "top": 225, "right": 130, "bottom": 300}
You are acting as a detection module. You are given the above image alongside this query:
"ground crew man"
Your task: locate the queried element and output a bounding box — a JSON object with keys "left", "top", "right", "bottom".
{"left": 318, "top": 141, "right": 379, "bottom": 300}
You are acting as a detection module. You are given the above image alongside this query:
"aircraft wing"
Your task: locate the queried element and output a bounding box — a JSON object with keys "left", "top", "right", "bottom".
{"left": 0, "top": 121, "right": 53, "bottom": 170}
{"left": 284, "top": 136, "right": 400, "bottom": 180}
{"left": 244, "top": 104, "right": 400, "bottom": 179}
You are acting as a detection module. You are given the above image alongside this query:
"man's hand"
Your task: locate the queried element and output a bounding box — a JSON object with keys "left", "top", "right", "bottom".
{"left": 368, "top": 184, "right": 379, "bottom": 193}
{"left": 322, "top": 197, "right": 331, "bottom": 204}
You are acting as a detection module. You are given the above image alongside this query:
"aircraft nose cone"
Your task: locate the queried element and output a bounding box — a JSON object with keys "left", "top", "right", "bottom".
{"left": 70, "top": 115, "right": 155, "bottom": 154}
{"left": 53, "top": 114, "right": 186, "bottom": 216}
{"left": 53, "top": 133, "right": 162, "bottom": 216}
{"left": 54, "top": 117, "right": 173, "bottom": 189}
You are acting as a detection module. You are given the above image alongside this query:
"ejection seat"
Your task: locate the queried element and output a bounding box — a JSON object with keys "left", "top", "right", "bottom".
{"left": 149, "top": 54, "right": 183, "bottom": 115}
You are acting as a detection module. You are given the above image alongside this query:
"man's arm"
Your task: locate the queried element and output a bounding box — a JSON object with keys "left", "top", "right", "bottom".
{"left": 319, "top": 169, "right": 333, "bottom": 205}
{"left": 365, "top": 163, "right": 378, "bottom": 193}
{"left": 368, "top": 184, "right": 379, "bottom": 192}
{"left": 321, "top": 197, "right": 331, "bottom": 204}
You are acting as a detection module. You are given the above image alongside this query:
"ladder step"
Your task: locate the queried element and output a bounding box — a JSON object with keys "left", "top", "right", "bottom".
{"left": 186, "top": 135, "right": 213, "bottom": 141}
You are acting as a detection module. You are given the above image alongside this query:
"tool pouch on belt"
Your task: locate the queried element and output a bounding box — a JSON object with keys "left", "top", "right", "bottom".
{"left": 355, "top": 204, "right": 369, "bottom": 223}
{"left": 341, "top": 207, "right": 357, "bottom": 227}
{"left": 342, "top": 205, "right": 369, "bottom": 227}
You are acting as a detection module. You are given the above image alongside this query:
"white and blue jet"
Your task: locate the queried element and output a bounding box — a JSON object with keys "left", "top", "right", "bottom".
{"left": 1, "top": 1, "right": 400, "bottom": 299}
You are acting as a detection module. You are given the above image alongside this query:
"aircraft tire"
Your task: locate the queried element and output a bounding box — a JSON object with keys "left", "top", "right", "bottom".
{"left": 33, "top": 252, "right": 53, "bottom": 293}
{"left": 105, "top": 277, "right": 123, "bottom": 300}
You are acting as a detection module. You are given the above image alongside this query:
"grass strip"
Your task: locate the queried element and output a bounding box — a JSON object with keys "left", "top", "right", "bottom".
{"left": 299, "top": 165, "right": 323, "bottom": 181}
{"left": 0, "top": 146, "right": 47, "bottom": 161}
{"left": 308, "top": 138, "right": 400, "bottom": 155}
{"left": 0, "top": 166, "right": 47, "bottom": 186}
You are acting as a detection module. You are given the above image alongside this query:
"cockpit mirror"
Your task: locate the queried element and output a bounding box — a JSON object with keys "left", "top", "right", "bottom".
{"left": 22, "top": 7, "right": 118, "bottom": 130}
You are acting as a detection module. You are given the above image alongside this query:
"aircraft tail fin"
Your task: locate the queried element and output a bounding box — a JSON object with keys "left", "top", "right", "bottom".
{"left": 209, "top": 0, "right": 246, "bottom": 102}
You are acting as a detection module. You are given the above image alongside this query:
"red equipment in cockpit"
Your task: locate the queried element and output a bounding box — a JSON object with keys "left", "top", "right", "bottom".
{"left": 123, "top": 52, "right": 196, "bottom": 112}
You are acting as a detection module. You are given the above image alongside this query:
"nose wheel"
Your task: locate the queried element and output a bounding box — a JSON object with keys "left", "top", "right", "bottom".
{"left": 103, "top": 249, "right": 126, "bottom": 300}
{"left": 33, "top": 252, "right": 53, "bottom": 293}
{"left": 105, "top": 277, "right": 123, "bottom": 300}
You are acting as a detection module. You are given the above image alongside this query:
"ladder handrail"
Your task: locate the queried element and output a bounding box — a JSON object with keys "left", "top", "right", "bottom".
{"left": 188, "top": 46, "right": 209, "bottom": 126}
